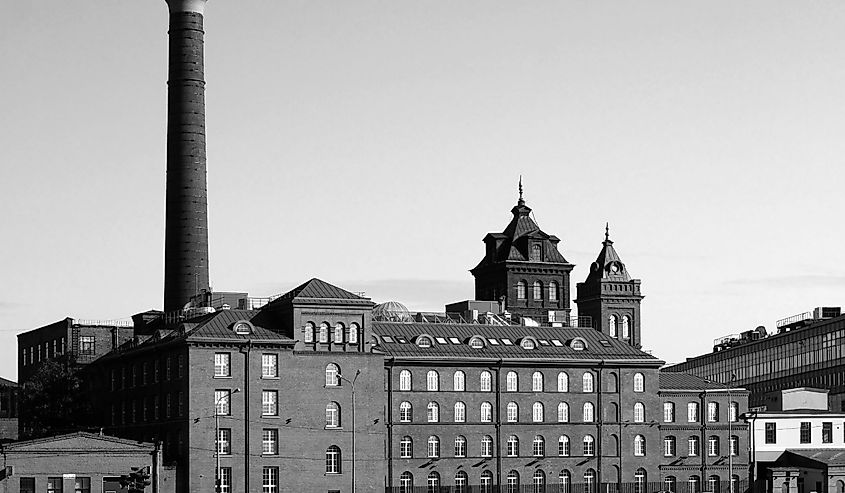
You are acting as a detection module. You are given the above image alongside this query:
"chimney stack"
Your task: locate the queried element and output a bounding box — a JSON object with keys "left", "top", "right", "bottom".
{"left": 163, "top": 0, "right": 209, "bottom": 312}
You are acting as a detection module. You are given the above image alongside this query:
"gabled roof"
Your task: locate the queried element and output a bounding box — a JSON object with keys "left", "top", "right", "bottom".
{"left": 583, "top": 224, "right": 633, "bottom": 283}
{"left": 182, "top": 309, "right": 293, "bottom": 343}
{"left": 782, "top": 449, "right": 845, "bottom": 466}
{"left": 268, "top": 278, "right": 371, "bottom": 306}
{"left": 373, "top": 321, "right": 662, "bottom": 363}
{"left": 4, "top": 431, "right": 155, "bottom": 452}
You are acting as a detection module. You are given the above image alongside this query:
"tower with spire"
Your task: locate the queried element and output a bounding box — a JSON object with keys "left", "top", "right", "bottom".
{"left": 575, "top": 224, "right": 644, "bottom": 346}
{"left": 470, "top": 179, "right": 574, "bottom": 325}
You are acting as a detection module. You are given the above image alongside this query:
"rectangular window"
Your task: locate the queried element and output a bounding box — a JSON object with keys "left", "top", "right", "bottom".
{"left": 165, "top": 393, "right": 172, "bottom": 418}
{"left": 154, "top": 360, "right": 160, "bottom": 382}
{"left": 823, "top": 422, "right": 833, "bottom": 443}
{"left": 262, "top": 354, "right": 278, "bottom": 378}
{"left": 263, "top": 429, "right": 279, "bottom": 455}
{"left": 47, "top": 477, "right": 63, "bottom": 493}
{"left": 800, "top": 422, "right": 811, "bottom": 443}
{"left": 154, "top": 395, "right": 160, "bottom": 420}
{"left": 142, "top": 362, "right": 149, "bottom": 385}
{"left": 765, "top": 422, "right": 777, "bottom": 444}
{"left": 219, "top": 467, "right": 232, "bottom": 493}
{"left": 215, "top": 390, "right": 231, "bottom": 415}
{"left": 75, "top": 477, "right": 91, "bottom": 493}
{"left": 217, "top": 428, "right": 231, "bottom": 454}
{"left": 165, "top": 357, "right": 172, "bottom": 380}
{"left": 79, "top": 336, "right": 95, "bottom": 355}
{"left": 214, "top": 353, "right": 231, "bottom": 377}
{"left": 262, "top": 467, "right": 279, "bottom": 493}
{"left": 177, "top": 391, "right": 184, "bottom": 417}
{"left": 262, "top": 390, "right": 278, "bottom": 416}
{"left": 664, "top": 402, "right": 675, "bottom": 422}
{"left": 688, "top": 402, "right": 699, "bottom": 422}
{"left": 20, "top": 478, "right": 35, "bottom": 493}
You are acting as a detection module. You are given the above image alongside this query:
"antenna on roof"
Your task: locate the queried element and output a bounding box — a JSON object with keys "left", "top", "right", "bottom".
{"left": 518, "top": 175, "right": 524, "bottom": 206}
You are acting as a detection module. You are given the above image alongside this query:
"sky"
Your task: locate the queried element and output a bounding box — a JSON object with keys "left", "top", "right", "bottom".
{"left": 2, "top": 1, "right": 844, "bottom": 381}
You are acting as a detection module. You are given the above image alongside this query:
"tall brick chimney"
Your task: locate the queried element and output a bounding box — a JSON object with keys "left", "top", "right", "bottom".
{"left": 163, "top": 0, "right": 209, "bottom": 312}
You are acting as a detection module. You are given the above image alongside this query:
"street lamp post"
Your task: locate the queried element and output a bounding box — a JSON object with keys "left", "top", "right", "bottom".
{"left": 706, "top": 378, "right": 735, "bottom": 493}
{"left": 215, "top": 388, "right": 240, "bottom": 493}
{"left": 338, "top": 370, "right": 361, "bottom": 493}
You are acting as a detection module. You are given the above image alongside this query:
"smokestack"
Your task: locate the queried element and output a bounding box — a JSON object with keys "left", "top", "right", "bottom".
{"left": 163, "top": 0, "right": 209, "bottom": 312}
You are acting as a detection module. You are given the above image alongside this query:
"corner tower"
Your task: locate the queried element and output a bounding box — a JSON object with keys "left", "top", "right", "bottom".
{"left": 163, "top": 0, "right": 210, "bottom": 312}
{"left": 470, "top": 182, "right": 574, "bottom": 325}
{"left": 575, "top": 225, "right": 644, "bottom": 347}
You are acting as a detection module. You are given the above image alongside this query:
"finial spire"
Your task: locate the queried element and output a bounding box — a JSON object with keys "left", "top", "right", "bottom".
{"left": 518, "top": 175, "right": 524, "bottom": 206}
{"left": 605, "top": 222, "right": 610, "bottom": 242}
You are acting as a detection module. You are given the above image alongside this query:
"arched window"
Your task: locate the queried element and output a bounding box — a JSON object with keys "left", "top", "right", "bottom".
{"left": 481, "top": 436, "right": 494, "bottom": 457}
{"left": 559, "top": 470, "right": 571, "bottom": 493}
{"left": 584, "top": 469, "right": 596, "bottom": 493}
{"left": 583, "top": 435, "right": 595, "bottom": 456}
{"left": 609, "top": 315, "right": 618, "bottom": 338}
{"left": 689, "top": 436, "right": 700, "bottom": 456}
{"left": 427, "top": 436, "right": 440, "bottom": 458}
{"left": 557, "top": 402, "right": 569, "bottom": 422}
{"left": 557, "top": 372, "right": 569, "bottom": 392}
{"left": 453, "top": 370, "right": 465, "bottom": 391}
{"left": 664, "top": 436, "right": 676, "bottom": 456}
{"left": 531, "top": 244, "right": 542, "bottom": 261}
{"left": 506, "top": 435, "right": 519, "bottom": 457}
{"left": 399, "top": 436, "right": 412, "bottom": 458}
{"left": 533, "top": 280, "right": 543, "bottom": 300}
{"left": 582, "top": 372, "right": 594, "bottom": 393}
{"left": 664, "top": 402, "right": 675, "bottom": 422}
{"left": 304, "top": 322, "right": 315, "bottom": 343}
{"left": 325, "top": 363, "right": 340, "bottom": 386}
{"left": 399, "top": 401, "right": 412, "bottom": 422}
{"left": 708, "top": 475, "right": 720, "bottom": 493}
{"left": 633, "top": 402, "right": 645, "bottom": 422}
{"left": 730, "top": 435, "right": 739, "bottom": 456}
{"left": 664, "top": 476, "right": 676, "bottom": 493}
{"left": 507, "top": 402, "right": 519, "bottom": 422}
{"left": 427, "top": 472, "right": 440, "bottom": 493}
{"left": 533, "top": 469, "right": 546, "bottom": 493}
{"left": 399, "top": 472, "right": 413, "bottom": 493}
{"left": 319, "top": 322, "right": 329, "bottom": 343}
{"left": 532, "top": 402, "right": 544, "bottom": 422}
{"left": 635, "top": 469, "right": 647, "bottom": 493}
{"left": 507, "top": 471, "right": 520, "bottom": 493}
{"left": 532, "top": 371, "right": 544, "bottom": 391}
{"left": 708, "top": 402, "right": 719, "bottom": 422}
{"left": 417, "top": 336, "right": 432, "bottom": 348}
{"left": 688, "top": 476, "right": 700, "bottom": 493}
{"left": 708, "top": 436, "right": 720, "bottom": 457}
{"left": 506, "top": 371, "right": 518, "bottom": 391}
{"left": 836, "top": 481, "right": 844, "bottom": 493}
{"left": 688, "top": 402, "right": 699, "bottom": 422}
{"left": 549, "top": 281, "right": 559, "bottom": 301}
{"left": 454, "top": 401, "right": 466, "bottom": 422}
{"left": 481, "top": 471, "right": 494, "bottom": 493}
{"left": 325, "top": 402, "right": 340, "bottom": 428}
{"left": 634, "top": 435, "right": 645, "bottom": 456}
{"left": 481, "top": 402, "right": 493, "bottom": 422}
{"left": 622, "top": 316, "right": 630, "bottom": 339}
{"left": 455, "top": 471, "right": 468, "bottom": 493}
{"left": 633, "top": 373, "right": 644, "bottom": 392}
{"left": 517, "top": 281, "right": 528, "bottom": 299}
{"left": 426, "top": 370, "right": 439, "bottom": 391}
{"left": 558, "top": 435, "right": 570, "bottom": 456}
{"left": 348, "top": 322, "right": 359, "bottom": 344}
{"left": 729, "top": 401, "right": 739, "bottom": 422}
{"left": 326, "top": 445, "right": 341, "bottom": 473}
{"left": 426, "top": 402, "right": 439, "bottom": 422}
{"left": 399, "top": 370, "right": 411, "bottom": 391}
{"left": 583, "top": 402, "right": 594, "bottom": 422}
{"left": 532, "top": 435, "right": 545, "bottom": 457}
{"left": 480, "top": 371, "right": 492, "bottom": 391}
{"left": 455, "top": 435, "right": 467, "bottom": 457}
{"left": 333, "top": 323, "right": 345, "bottom": 343}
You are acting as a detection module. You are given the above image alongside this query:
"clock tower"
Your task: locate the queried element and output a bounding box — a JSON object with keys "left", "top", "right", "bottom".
{"left": 575, "top": 225, "right": 644, "bottom": 346}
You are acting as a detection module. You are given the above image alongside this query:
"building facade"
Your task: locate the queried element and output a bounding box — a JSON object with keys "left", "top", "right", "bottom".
{"left": 0, "top": 377, "right": 18, "bottom": 441}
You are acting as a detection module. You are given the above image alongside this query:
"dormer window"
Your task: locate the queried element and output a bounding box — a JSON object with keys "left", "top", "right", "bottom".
{"left": 520, "top": 337, "right": 537, "bottom": 350}
{"left": 417, "top": 335, "right": 433, "bottom": 348}
{"left": 469, "top": 336, "right": 485, "bottom": 349}
{"left": 569, "top": 337, "right": 588, "bottom": 351}
{"left": 531, "top": 244, "right": 542, "bottom": 261}
{"left": 232, "top": 320, "right": 253, "bottom": 335}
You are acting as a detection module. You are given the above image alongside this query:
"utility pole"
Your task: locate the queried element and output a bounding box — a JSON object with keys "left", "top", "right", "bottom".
{"left": 338, "top": 370, "right": 361, "bottom": 493}
{"left": 214, "top": 388, "right": 239, "bottom": 493}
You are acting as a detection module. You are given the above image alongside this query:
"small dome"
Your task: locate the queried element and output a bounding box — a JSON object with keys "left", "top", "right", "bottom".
{"left": 373, "top": 301, "right": 412, "bottom": 322}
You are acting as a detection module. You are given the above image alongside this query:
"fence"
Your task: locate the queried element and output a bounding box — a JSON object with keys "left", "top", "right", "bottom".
{"left": 385, "top": 480, "right": 751, "bottom": 493}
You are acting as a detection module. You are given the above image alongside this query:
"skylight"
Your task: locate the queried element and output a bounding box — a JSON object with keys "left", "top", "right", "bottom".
{"left": 539, "top": 340, "right": 550, "bottom": 346}
{"left": 448, "top": 337, "right": 461, "bottom": 344}
{"left": 501, "top": 338, "right": 513, "bottom": 346}
{"left": 396, "top": 337, "right": 407, "bottom": 344}
{"left": 551, "top": 340, "right": 563, "bottom": 347}
{"left": 599, "top": 340, "right": 611, "bottom": 347}
{"left": 435, "top": 337, "right": 448, "bottom": 345}
{"left": 487, "top": 339, "right": 500, "bottom": 345}
{"left": 382, "top": 335, "right": 394, "bottom": 343}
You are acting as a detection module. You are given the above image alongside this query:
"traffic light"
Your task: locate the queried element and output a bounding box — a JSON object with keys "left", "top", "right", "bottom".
{"left": 119, "top": 466, "right": 151, "bottom": 493}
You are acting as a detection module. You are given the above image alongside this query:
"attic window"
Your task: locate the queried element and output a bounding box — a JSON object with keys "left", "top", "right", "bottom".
{"left": 501, "top": 338, "right": 513, "bottom": 346}
{"left": 539, "top": 340, "right": 550, "bottom": 346}
{"left": 569, "top": 338, "right": 588, "bottom": 351}
{"left": 382, "top": 335, "right": 394, "bottom": 343}
{"left": 487, "top": 338, "right": 500, "bottom": 346}
{"left": 469, "top": 337, "right": 485, "bottom": 349}
{"left": 599, "top": 340, "right": 611, "bottom": 347}
{"left": 417, "top": 336, "right": 432, "bottom": 348}
{"left": 448, "top": 337, "right": 461, "bottom": 345}
{"left": 232, "top": 320, "right": 253, "bottom": 335}
{"left": 520, "top": 338, "right": 536, "bottom": 350}
{"left": 551, "top": 339, "right": 563, "bottom": 347}
{"left": 435, "top": 337, "right": 448, "bottom": 345}
{"left": 396, "top": 337, "right": 408, "bottom": 344}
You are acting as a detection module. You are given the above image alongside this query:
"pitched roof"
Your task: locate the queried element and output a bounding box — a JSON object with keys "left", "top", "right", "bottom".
{"left": 783, "top": 449, "right": 845, "bottom": 466}
{"left": 269, "top": 278, "right": 371, "bottom": 305}
{"left": 182, "top": 309, "right": 293, "bottom": 343}
{"left": 583, "top": 224, "right": 633, "bottom": 283}
{"left": 4, "top": 431, "right": 155, "bottom": 452}
{"left": 373, "top": 321, "right": 662, "bottom": 363}
{"left": 0, "top": 376, "right": 17, "bottom": 387}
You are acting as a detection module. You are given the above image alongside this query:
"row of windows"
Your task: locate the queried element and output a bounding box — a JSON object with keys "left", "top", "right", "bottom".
{"left": 110, "top": 355, "right": 184, "bottom": 391}
{"left": 399, "top": 370, "right": 645, "bottom": 393}
{"left": 608, "top": 315, "right": 631, "bottom": 340}
{"left": 216, "top": 428, "right": 282, "bottom": 455}
{"left": 302, "top": 322, "right": 360, "bottom": 344}
{"left": 515, "top": 280, "right": 560, "bottom": 301}
{"left": 663, "top": 435, "right": 740, "bottom": 457}
{"left": 396, "top": 401, "right": 648, "bottom": 424}
{"left": 21, "top": 476, "right": 91, "bottom": 493}
{"left": 764, "top": 421, "right": 845, "bottom": 444}
{"left": 397, "top": 468, "right": 652, "bottom": 493}
{"left": 214, "top": 353, "right": 279, "bottom": 379}
{"left": 411, "top": 434, "right": 610, "bottom": 459}
{"left": 110, "top": 393, "right": 183, "bottom": 425}
{"left": 663, "top": 401, "right": 740, "bottom": 423}
{"left": 217, "top": 448, "right": 346, "bottom": 493}
{"left": 21, "top": 337, "right": 68, "bottom": 366}
{"left": 215, "top": 389, "right": 281, "bottom": 417}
